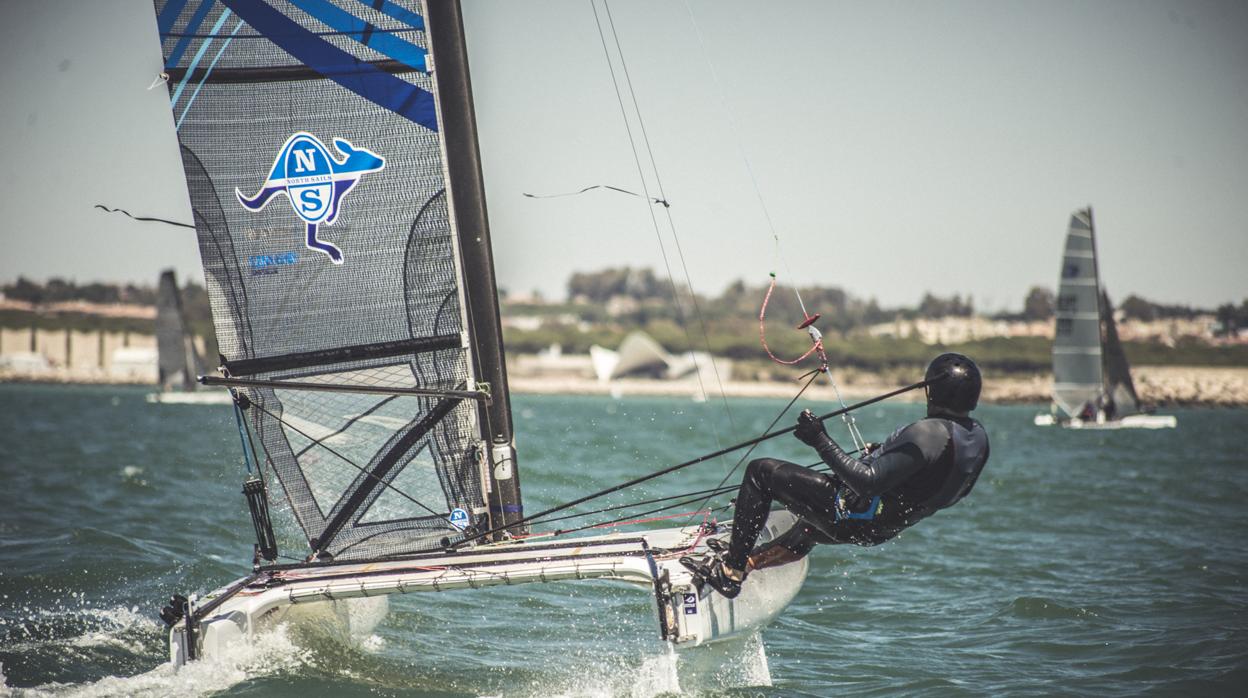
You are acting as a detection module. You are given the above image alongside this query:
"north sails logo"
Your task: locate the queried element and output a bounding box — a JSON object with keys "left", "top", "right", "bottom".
{"left": 236, "top": 132, "right": 385, "bottom": 264}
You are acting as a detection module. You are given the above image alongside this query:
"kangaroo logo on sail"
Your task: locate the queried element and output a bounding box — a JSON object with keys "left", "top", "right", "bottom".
{"left": 236, "top": 132, "right": 385, "bottom": 264}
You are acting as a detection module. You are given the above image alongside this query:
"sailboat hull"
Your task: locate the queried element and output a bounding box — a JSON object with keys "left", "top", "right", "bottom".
{"left": 146, "top": 390, "right": 234, "bottom": 405}
{"left": 1033, "top": 413, "right": 1177, "bottom": 429}
{"left": 170, "top": 512, "right": 808, "bottom": 666}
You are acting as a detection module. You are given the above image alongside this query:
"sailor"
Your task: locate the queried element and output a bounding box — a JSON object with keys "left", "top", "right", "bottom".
{"left": 682, "top": 353, "right": 991, "bottom": 598}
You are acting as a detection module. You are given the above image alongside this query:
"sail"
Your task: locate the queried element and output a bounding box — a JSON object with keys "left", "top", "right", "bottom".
{"left": 155, "top": 270, "right": 201, "bottom": 392}
{"left": 1051, "top": 208, "right": 1103, "bottom": 418}
{"left": 1099, "top": 290, "right": 1141, "bottom": 416}
{"left": 151, "top": 0, "right": 520, "bottom": 560}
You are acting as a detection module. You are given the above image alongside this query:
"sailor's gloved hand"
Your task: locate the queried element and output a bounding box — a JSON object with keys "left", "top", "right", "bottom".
{"left": 794, "top": 409, "right": 831, "bottom": 448}
{"left": 862, "top": 442, "right": 880, "bottom": 456}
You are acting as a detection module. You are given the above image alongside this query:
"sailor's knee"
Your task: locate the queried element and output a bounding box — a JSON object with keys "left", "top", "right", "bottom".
{"left": 745, "top": 458, "right": 784, "bottom": 488}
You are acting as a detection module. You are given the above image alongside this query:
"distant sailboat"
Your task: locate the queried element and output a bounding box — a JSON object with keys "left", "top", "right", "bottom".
{"left": 1034, "top": 208, "right": 1176, "bottom": 429}
{"left": 146, "top": 270, "right": 231, "bottom": 404}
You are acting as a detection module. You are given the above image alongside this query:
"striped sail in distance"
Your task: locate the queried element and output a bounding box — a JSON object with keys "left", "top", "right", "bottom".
{"left": 1051, "top": 208, "right": 1104, "bottom": 418}
{"left": 150, "top": 0, "right": 517, "bottom": 560}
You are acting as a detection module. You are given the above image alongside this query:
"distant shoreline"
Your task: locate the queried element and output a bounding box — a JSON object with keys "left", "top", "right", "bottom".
{"left": 509, "top": 365, "right": 1248, "bottom": 408}
{"left": 3, "top": 365, "right": 1245, "bottom": 407}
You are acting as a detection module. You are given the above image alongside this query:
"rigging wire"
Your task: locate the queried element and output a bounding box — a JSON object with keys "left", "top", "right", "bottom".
{"left": 587, "top": 1, "right": 713, "bottom": 409}
{"left": 518, "top": 451, "right": 860, "bottom": 539}
{"left": 242, "top": 393, "right": 461, "bottom": 533}
{"left": 598, "top": 0, "right": 738, "bottom": 431}
{"left": 540, "top": 483, "right": 737, "bottom": 526}
{"left": 457, "top": 376, "right": 937, "bottom": 546}
{"left": 558, "top": 496, "right": 730, "bottom": 537}
{"left": 680, "top": 367, "right": 822, "bottom": 524}
{"left": 679, "top": 0, "right": 867, "bottom": 451}
{"left": 523, "top": 184, "right": 668, "bottom": 207}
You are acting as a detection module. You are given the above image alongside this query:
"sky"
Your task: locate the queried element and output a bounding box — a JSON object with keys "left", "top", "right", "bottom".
{"left": 0, "top": 0, "right": 1246, "bottom": 312}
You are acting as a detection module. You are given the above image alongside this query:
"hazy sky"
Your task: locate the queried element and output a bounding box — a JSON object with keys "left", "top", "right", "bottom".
{"left": 1, "top": 0, "right": 1245, "bottom": 312}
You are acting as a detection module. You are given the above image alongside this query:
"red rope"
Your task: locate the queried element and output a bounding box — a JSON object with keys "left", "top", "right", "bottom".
{"left": 759, "top": 275, "right": 823, "bottom": 366}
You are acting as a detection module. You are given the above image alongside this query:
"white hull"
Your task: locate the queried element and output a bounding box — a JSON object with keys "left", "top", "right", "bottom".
{"left": 170, "top": 512, "right": 808, "bottom": 666}
{"left": 1033, "top": 413, "right": 1177, "bottom": 429}
{"left": 146, "top": 390, "right": 234, "bottom": 405}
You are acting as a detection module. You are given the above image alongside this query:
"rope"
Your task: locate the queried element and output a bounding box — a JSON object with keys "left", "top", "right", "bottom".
{"left": 457, "top": 377, "right": 937, "bottom": 546}
{"left": 539, "top": 483, "right": 736, "bottom": 526}
{"left": 242, "top": 394, "right": 459, "bottom": 532}
{"left": 537, "top": 450, "right": 860, "bottom": 538}
{"left": 679, "top": 368, "right": 821, "bottom": 525}
{"left": 231, "top": 399, "right": 255, "bottom": 476}
{"left": 591, "top": 509, "right": 713, "bottom": 531}
{"left": 589, "top": 0, "right": 735, "bottom": 457}
{"left": 94, "top": 204, "right": 194, "bottom": 230}
{"left": 600, "top": 0, "right": 738, "bottom": 421}
{"left": 679, "top": 0, "right": 870, "bottom": 452}
{"left": 557, "top": 495, "right": 730, "bottom": 538}
{"left": 759, "top": 274, "right": 824, "bottom": 366}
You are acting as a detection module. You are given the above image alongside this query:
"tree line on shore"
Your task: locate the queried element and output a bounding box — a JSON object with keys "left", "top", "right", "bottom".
{"left": 3, "top": 273, "right": 1246, "bottom": 375}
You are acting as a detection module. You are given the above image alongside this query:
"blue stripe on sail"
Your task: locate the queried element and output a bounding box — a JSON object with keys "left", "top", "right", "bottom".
{"left": 157, "top": 0, "right": 191, "bottom": 35}
{"left": 288, "top": 0, "right": 427, "bottom": 71}
{"left": 170, "top": 9, "right": 234, "bottom": 107}
{"left": 355, "top": 0, "right": 425, "bottom": 30}
{"left": 176, "top": 19, "right": 245, "bottom": 130}
{"left": 165, "top": 0, "right": 216, "bottom": 68}
{"left": 221, "top": 0, "right": 438, "bottom": 131}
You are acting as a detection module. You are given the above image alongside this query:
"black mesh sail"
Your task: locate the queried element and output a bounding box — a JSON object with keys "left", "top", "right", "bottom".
{"left": 155, "top": 269, "right": 201, "bottom": 392}
{"left": 1099, "top": 291, "right": 1141, "bottom": 416}
{"left": 151, "top": 0, "right": 499, "bottom": 559}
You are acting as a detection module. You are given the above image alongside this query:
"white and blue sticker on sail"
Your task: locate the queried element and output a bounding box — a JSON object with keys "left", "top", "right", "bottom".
{"left": 448, "top": 508, "right": 470, "bottom": 531}
{"left": 236, "top": 132, "right": 384, "bottom": 264}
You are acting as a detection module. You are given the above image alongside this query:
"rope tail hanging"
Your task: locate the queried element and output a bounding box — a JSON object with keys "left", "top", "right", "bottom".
{"left": 94, "top": 204, "right": 195, "bottom": 230}
{"left": 759, "top": 273, "right": 824, "bottom": 367}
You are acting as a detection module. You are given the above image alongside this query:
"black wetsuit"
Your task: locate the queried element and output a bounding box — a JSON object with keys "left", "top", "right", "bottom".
{"left": 725, "top": 414, "right": 990, "bottom": 571}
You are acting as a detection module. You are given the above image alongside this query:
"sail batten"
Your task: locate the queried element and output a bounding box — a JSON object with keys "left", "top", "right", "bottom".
{"left": 154, "top": 0, "right": 513, "bottom": 560}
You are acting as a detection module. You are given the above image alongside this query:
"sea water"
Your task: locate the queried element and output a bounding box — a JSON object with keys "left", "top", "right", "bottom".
{"left": 1, "top": 383, "right": 1245, "bottom": 696}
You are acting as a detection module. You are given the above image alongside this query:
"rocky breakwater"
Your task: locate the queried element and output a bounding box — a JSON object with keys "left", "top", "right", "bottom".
{"left": 1130, "top": 366, "right": 1248, "bottom": 407}
{"left": 980, "top": 366, "right": 1248, "bottom": 407}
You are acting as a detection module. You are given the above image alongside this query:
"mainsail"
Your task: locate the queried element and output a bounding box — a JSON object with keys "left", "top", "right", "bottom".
{"left": 155, "top": 269, "right": 201, "bottom": 392}
{"left": 152, "top": 0, "right": 522, "bottom": 560}
{"left": 1051, "top": 208, "right": 1103, "bottom": 418}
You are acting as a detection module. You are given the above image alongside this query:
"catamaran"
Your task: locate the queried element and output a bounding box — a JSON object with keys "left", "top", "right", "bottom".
{"left": 1034, "top": 208, "right": 1176, "bottom": 429}
{"left": 149, "top": 0, "right": 810, "bottom": 666}
{"left": 146, "top": 270, "right": 233, "bottom": 404}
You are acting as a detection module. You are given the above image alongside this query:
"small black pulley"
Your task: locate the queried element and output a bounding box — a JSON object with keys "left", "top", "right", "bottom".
{"left": 243, "top": 478, "right": 278, "bottom": 563}
{"left": 159, "top": 593, "right": 189, "bottom": 628}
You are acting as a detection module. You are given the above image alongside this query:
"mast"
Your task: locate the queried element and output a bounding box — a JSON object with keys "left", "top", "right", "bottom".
{"left": 425, "top": 0, "right": 525, "bottom": 536}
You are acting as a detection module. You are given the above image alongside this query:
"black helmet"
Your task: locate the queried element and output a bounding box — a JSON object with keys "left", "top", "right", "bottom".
{"left": 924, "top": 353, "right": 981, "bottom": 412}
